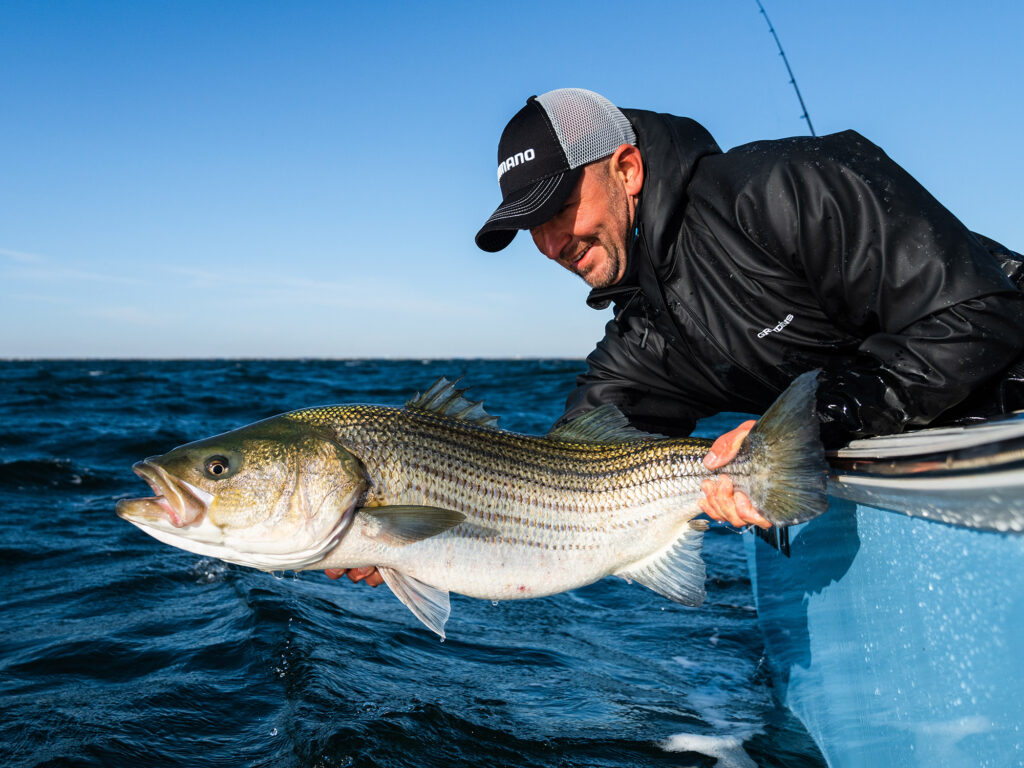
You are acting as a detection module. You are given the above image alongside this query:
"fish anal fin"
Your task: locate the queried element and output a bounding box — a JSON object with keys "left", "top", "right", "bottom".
{"left": 378, "top": 566, "right": 451, "bottom": 639}
{"left": 361, "top": 505, "right": 466, "bottom": 546}
{"left": 615, "top": 520, "right": 706, "bottom": 606}
{"left": 547, "top": 403, "right": 667, "bottom": 444}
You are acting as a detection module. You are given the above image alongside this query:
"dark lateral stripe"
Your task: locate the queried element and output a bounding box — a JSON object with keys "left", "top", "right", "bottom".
{"left": 290, "top": 405, "right": 712, "bottom": 497}
{"left": 391, "top": 457, "right": 696, "bottom": 532}
{"left": 408, "top": 462, "right": 691, "bottom": 517}
{"left": 391, "top": 416, "right": 704, "bottom": 482}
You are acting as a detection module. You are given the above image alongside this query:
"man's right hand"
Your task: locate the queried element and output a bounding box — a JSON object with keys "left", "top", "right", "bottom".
{"left": 699, "top": 420, "right": 772, "bottom": 529}
{"left": 325, "top": 567, "right": 384, "bottom": 587}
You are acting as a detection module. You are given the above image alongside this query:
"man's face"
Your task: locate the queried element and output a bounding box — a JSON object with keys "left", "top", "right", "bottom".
{"left": 529, "top": 159, "right": 633, "bottom": 289}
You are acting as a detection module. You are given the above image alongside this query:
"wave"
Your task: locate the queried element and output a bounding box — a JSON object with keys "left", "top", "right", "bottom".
{"left": 0, "top": 458, "right": 117, "bottom": 491}
{"left": 0, "top": 360, "right": 825, "bottom": 768}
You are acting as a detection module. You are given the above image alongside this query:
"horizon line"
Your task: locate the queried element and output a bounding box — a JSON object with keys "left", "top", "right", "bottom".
{"left": 0, "top": 355, "right": 590, "bottom": 362}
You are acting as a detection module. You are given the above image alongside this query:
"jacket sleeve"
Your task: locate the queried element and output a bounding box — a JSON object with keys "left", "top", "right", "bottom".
{"left": 555, "top": 307, "right": 708, "bottom": 437}
{"left": 746, "top": 134, "right": 1024, "bottom": 447}
{"left": 815, "top": 295, "right": 1024, "bottom": 447}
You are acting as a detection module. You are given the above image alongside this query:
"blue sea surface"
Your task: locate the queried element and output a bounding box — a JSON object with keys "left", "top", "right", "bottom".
{"left": 0, "top": 360, "right": 826, "bottom": 768}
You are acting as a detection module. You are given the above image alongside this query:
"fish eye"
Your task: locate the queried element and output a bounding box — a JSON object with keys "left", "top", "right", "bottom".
{"left": 204, "top": 455, "right": 232, "bottom": 478}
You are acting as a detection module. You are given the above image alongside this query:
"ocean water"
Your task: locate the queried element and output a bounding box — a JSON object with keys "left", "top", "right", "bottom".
{"left": 0, "top": 359, "right": 826, "bottom": 768}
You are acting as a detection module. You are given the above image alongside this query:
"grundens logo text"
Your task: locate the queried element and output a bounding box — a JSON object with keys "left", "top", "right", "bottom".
{"left": 757, "top": 314, "right": 795, "bottom": 339}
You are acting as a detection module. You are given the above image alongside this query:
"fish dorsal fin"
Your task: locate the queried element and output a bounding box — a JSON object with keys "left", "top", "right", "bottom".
{"left": 615, "top": 519, "right": 708, "bottom": 606}
{"left": 547, "top": 404, "right": 665, "bottom": 444}
{"left": 406, "top": 377, "right": 499, "bottom": 428}
{"left": 361, "top": 505, "right": 466, "bottom": 546}
{"left": 378, "top": 567, "right": 451, "bottom": 639}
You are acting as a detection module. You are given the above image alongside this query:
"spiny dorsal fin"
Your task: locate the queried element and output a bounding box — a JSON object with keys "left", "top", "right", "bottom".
{"left": 406, "top": 377, "right": 499, "bottom": 428}
{"left": 546, "top": 403, "right": 665, "bottom": 444}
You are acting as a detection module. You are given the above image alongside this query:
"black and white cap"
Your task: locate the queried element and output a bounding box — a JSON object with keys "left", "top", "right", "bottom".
{"left": 475, "top": 88, "right": 636, "bottom": 253}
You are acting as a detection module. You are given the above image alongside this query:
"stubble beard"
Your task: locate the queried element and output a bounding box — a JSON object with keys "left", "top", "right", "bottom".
{"left": 578, "top": 244, "right": 623, "bottom": 289}
{"left": 578, "top": 177, "right": 632, "bottom": 290}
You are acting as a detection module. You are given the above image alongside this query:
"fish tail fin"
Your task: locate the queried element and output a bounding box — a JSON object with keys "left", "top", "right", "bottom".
{"left": 737, "top": 370, "right": 828, "bottom": 525}
{"left": 616, "top": 519, "right": 708, "bottom": 606}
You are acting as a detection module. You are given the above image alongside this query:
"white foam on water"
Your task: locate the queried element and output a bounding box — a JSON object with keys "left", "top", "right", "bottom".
{"left": 672, "top": 655, "right": 700, "bottom": 669}
{"left": 664, "top": 653, "right": 766, "bottom": 768}
{"left": 190, "top": 557, "right": 229, "bottom": 584}
{"left": 661, "top": 733, "right": 758, "bottom": 768}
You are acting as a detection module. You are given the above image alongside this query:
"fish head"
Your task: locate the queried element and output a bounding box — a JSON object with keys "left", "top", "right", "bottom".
{"left": 116, "top": 415, "right": 366, "bottom": 570}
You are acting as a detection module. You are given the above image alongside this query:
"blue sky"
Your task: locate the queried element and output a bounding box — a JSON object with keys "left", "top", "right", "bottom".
{"left": 2, "top": 1, "right": 1022, "bottom": 358}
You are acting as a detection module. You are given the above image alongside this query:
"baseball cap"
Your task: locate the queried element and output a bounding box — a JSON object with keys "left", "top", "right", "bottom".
{"left": 475, "top": 88, "right": 637, "bottom": 253}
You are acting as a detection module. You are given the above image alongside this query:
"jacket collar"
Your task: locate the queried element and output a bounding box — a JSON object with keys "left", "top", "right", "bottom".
{"left": 585, "top": 109, "right": 721, "bottom": 310}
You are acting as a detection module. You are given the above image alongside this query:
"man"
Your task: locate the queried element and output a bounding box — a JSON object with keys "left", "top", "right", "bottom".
{"left": 330, "top": 87, "right": 1024, "bottom": 586}
{"left": 476, "top": 88, "right": 1024, "bottom": 523}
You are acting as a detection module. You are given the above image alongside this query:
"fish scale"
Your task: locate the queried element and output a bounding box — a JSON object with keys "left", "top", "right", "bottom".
{"left": 117, "top": 372, "right": 827, "bottom": 637}
{"left": 321, "top": 406, "right": 704, "bottom": 488}
{"left": 294, "top": 407, "right": 706, "bottom": 534}
{"left": 282, "top": 405, "right": 716, "bottom": 605}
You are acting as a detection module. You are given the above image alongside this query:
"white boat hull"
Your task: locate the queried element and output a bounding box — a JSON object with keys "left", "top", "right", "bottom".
{"left": 747, "top": 414, "right": 1024, "bottom": 766}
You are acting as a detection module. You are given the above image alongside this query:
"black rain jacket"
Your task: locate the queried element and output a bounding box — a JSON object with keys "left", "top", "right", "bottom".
{"left": 558, "top": 109, "right": 1024, "bottom": 448}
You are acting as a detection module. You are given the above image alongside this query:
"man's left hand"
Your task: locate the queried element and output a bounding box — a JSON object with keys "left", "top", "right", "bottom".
{"left": 698, "top": 420, "right": 771, "bottom": 529}
{"left": 325, "top": 567, "right": 384, "bottom": 587}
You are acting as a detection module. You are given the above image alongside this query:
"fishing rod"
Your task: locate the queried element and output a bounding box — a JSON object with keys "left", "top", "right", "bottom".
{"left": 756, "top": 0, "right": 816, "bottom": 136}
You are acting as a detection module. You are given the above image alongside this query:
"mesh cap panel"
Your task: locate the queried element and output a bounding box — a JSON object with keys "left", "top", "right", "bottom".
{"left": 535, "top": 88, "right": 636, "bottom": 170}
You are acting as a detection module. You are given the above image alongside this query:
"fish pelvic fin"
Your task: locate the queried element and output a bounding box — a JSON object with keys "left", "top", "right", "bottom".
{"left": 379, "top": 567, "right": 451, "bottom": 639}
{"left": 739, "top": 370, "right": 828, "bottom": 526}
{"left": 615, "top": 519, "right": 708, "bottom": 606}
{"left": 361, "top": 505, "right": 466, "bottom": 546}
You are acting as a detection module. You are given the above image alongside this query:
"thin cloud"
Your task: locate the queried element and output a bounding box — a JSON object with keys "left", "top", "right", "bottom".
{"left": 0, "top": 248, "right": 45, "bottom": 264}
{"left": 82, "top": 305, "right": 160, "bottom": 325}
{"left": 157, "top": 264, "right": 473, "bottom": 316}
{"left": 0, "top": 248, "right": 143, "bottom": 285}
{"left": 9, "top": 265, "right": 144, "bottom": 285}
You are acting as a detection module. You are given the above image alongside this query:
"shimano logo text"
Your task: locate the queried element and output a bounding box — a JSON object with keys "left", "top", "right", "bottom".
{"left": 757, "top": 313, "right": 794, "bottom": 339}
{"left": 497, "top": 148, "right": 536, "bottom": 180}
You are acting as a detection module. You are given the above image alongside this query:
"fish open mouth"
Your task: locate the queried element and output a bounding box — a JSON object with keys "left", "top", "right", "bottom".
{"left": 116, "top": 464, "right": 362, "bottom": 571}
{"left": 115, "top": 459, "right": 212, "bottom": 528}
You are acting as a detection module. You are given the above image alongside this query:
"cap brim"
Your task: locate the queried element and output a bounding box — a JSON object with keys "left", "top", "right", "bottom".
{"left": 475, "top": 168, "right": 582, "bottom": 253}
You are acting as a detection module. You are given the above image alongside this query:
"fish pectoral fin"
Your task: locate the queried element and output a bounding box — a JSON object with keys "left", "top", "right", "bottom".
{"left": 615, "top": 520, "right": 707, "bottom": 606}
{"left": 378, "top": 566, "right": 451, "bottom": 639}
{"left": 361, "top": 505, "right": 466, "bottom": 546}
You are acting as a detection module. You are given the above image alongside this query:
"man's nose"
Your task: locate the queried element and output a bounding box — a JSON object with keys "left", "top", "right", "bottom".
{"left": 530, "top": 221, "right": 569, "bottom": 261}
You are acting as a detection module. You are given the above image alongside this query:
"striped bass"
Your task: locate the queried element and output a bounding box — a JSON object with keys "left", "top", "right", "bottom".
{"left": 116, "top": 371, "right": 827, "bottom": 637}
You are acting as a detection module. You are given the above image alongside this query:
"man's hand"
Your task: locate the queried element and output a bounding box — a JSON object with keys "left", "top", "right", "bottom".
{"left": 698, "top": 420, "right": 771, "bottom": 529}
{"left": 325, "top": 567, "right": 384, "bottom": 587}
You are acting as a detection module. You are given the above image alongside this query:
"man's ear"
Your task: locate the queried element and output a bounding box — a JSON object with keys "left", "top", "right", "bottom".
{"left": 610, "top": 144, "right": 644, "bottom": 196}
